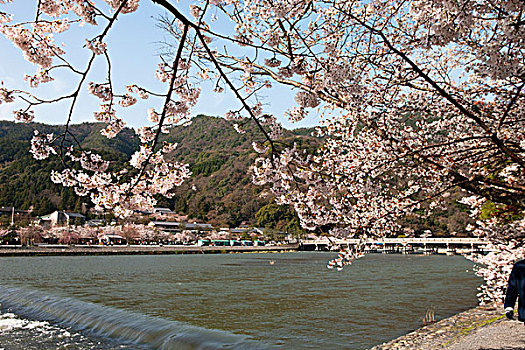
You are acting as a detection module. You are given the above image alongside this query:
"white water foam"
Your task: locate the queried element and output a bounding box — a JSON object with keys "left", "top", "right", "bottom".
{"left": 0, "top": 309, "right": 128, "bottom": 349}
{"left": 0, "top": 312, "right": 51, "bottom": 332}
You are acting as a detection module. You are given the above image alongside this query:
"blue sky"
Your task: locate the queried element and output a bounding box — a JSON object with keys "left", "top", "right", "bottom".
{"left": 0, "top": 1, "right": 321, "bottom": 130}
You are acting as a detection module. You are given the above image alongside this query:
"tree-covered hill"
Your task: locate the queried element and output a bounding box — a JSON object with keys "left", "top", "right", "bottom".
{"left": 0, "top": 116, "right": 319, "bottom": 227}
{"left": 155, "top": 116, "right": 321, "bottom": 227}
{"left": 0, "top": 120, "right": 140, "bottom": 216}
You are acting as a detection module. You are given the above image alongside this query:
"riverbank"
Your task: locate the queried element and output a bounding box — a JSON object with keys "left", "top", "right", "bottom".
{"left": 369, "top": 303, "right": 523, "bottom": 350}
{"left": 0, "top": 244, "right": 299, "bottom": 256}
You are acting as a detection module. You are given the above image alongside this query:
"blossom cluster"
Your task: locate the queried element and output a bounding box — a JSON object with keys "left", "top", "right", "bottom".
{"left": 100, "top": 117, "right": 125, "bottom": 138}
{"left": 104, "top": 0, "right": 140, "bottom": 14}
{"left": 30, "top": 131, "right": 56, "bottom": 160}
{"left": 126, "top": 85, "right": 149, "bottom": 100}
{"left": 0, "top": 87, "right": 14, "bottom": 103}
{"left": 93, "top": 103, "right": 115, "bottom": 122}
{"left": 118, "top": 94, "right": 137, "bottom": 107}
{"left": 155, "top": 63, "right": 172, "bottom": 83}
{"left": 24, "top": 68, "right": 54, "bottom": 88}
{"left": 137, "top": 126, "right": 155, "bottom": 143}
{"left": 13, "top": 109, "right": 35, "bottom": 123}
{"left": 88, "top": 82, "right": 112, "bottom": 101}
{"left": 85, "top": 38, "right": 107, "bottom": 55}
{"left": 467, "top": 234, "right": 525, "bottom": 304}
{"left": 0, "top": 24, "right": 64, "bottom": 68}
{"left": 76, "top": 152, "right": 110, "bottom": 172}
{"left": 0, "top": 12, "right": 12, "bottom": 24}
{"left": 285, "top": 106, "right": 307, "bottom": 123}
{"left": 50, "top": 150, "right": 190, "bottom": 217}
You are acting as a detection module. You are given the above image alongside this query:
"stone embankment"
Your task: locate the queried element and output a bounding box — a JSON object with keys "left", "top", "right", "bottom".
{"left": 370, "top": 304, "right": 525, "bottom": 350}
{"left": 0, "top": 244, "right": 299, "bottom": 256}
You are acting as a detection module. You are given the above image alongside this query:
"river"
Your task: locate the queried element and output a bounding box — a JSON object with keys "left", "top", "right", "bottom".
{"left": 0, "top": 252, "right": 481, "bottom": 349}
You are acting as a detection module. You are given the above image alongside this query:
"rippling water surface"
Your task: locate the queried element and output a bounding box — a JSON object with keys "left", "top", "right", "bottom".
{"left": 0, "top": 252, "right": 481, "bottom": 349}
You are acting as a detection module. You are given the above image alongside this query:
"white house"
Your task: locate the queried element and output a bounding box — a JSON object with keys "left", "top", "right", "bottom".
{"left": 38, "top": 211, "right": 85, "bottom": 226}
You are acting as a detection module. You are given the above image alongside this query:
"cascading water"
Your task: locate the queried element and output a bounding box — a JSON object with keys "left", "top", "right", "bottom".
{"left": 0, "top": 286, "right": 265, "bottom": 350}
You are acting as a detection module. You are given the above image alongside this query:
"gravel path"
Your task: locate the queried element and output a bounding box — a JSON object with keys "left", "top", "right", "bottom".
{"left": 370, "top": 304, "right": 525, "bottom": 350}
{"left": 446, "top": 318, "right": 525, "bottom": 350}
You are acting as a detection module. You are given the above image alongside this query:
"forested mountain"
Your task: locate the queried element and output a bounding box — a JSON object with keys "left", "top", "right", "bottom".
{"left": 156, "top": 115, "right": 320, "bottom": 228}
{"left": 0, "top": 116, "right": 473, "bottom": 235}
{"left": 0, "top": 121, "right": 140, "bottom": 217}
{"left": 0, "top": 116, "right": 318, "bottom": 229}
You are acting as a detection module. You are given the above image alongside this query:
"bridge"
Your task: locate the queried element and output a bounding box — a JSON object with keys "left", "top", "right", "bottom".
{"left": 299, "top": 237, "right": 488, "bottom": 254}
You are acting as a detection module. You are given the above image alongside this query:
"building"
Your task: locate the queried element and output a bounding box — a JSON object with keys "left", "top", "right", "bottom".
{"left": 148, "top": 221, "right": 214, "bottom": 233}
{"left": 37, "top": 211, "right": 86, "bottom": 226}
{"left": 152, "top": 208, "right": 174, "bottom": 215}
{"left": 87, "top": 219, "right": 105, "bottom": 227}
{"left": 0, "top": 207, "right": 29, "bottom": 216}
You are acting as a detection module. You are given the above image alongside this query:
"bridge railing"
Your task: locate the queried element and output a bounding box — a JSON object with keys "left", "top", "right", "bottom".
{"left": 300, "top": 237, "right": 487, "bottom": 246}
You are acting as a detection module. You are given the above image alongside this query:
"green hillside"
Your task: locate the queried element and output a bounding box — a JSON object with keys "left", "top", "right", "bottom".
{"left": 0, "top": 116, "right": 319, "bottom": 228}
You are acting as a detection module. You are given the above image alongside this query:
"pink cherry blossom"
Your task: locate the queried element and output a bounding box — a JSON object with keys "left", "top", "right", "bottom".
{"left": 85, "top": 38, "right": 107, "bottom": 55}
{"left": 13, "top": 109, "right": 34, "bottom": 123}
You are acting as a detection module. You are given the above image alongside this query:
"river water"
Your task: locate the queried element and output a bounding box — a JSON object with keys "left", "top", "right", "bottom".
{"left": 0, "top": 252, "right": 481, "bottom": 349}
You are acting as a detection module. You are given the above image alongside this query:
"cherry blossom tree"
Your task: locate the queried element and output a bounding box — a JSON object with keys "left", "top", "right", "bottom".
{"left": 120, "top": 223, "right": 159, "bottom": 243}
{"left": 246, "top": 1, "right": 525, "bottom": 237}
{"left": 174, "top": 230, "right": 197, "bottom": 244}
{"left": 49, "top": 226, "right": 80, "bottom": 244}
{"left": 1, "top": 0, "right": 524, "bottom": 302}
{"left": 205, "top": 230, "right": 230, "bottom": 240}
{"left": 459, "top": 195, "right": 525, "bottom": 303}
{"left": 120, "top": 224, "right": 142, "bottom": 244}
{"left": 16, "top": 225, "right": 44, "bottom": 245}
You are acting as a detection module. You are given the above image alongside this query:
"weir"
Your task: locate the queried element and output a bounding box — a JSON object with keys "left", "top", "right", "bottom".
{"left": 0, "top": 286, "right": 266, "bottom": 350}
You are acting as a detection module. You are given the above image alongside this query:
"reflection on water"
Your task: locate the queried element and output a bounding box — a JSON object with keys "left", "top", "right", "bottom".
{"left": 0, "top": 253, "right": 481, "bottom": 349}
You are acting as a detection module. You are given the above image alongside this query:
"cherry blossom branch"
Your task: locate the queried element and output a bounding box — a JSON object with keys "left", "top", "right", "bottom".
{"left": 128, "top": 24, "right": 189, "bottom": 192}
{"left": 330, "top": 5, "right": 524, "bottom": 165}
{"left": 193, "top": 32, "right": 277, "bottom": 153}
{"left": 497, "top": 81, "right": 525, "bottom": 131}
{"left": 59, "top": 53, "right": 97, "bottom": 154}
{"left": 59, "top": 0, "right": 131, "bottom": 153}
